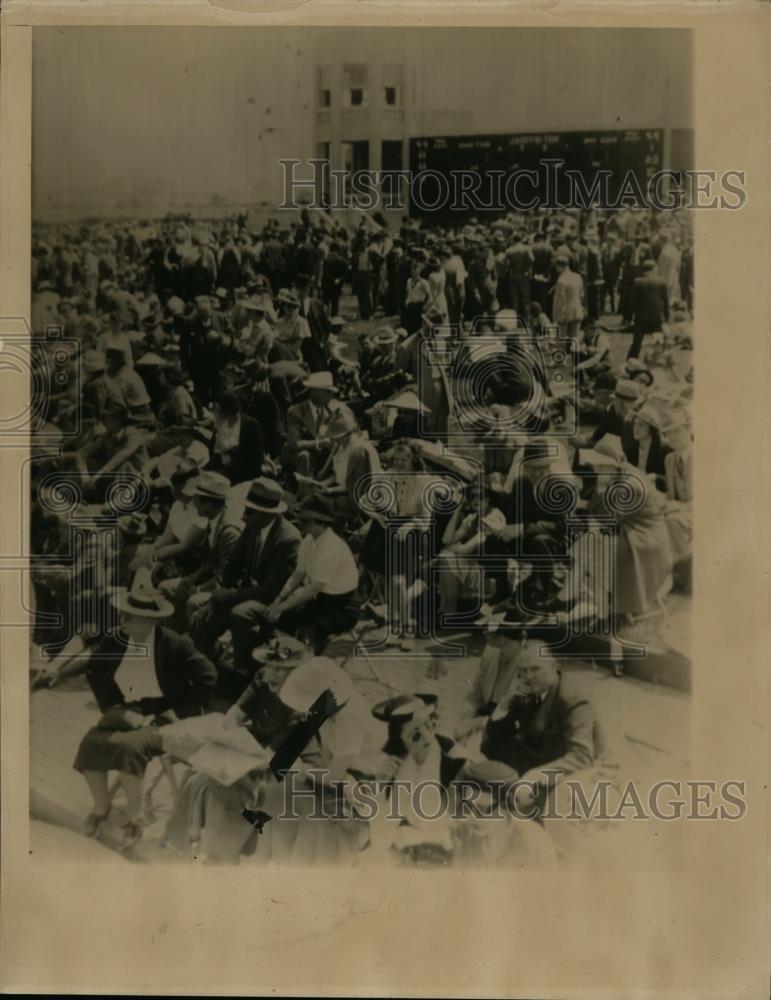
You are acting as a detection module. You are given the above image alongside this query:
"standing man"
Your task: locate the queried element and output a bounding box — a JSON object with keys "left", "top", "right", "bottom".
{"left": 552, "top": 253, "right": 585, "bottom": 338}
{"left": 505, "top": 231, "right": 534, "bottom": 317}
{"left": 629, "top": 259, "right": 669, "bottom": 359}
{"left": 530, "top": 232, "right": 553, "bottom": 314}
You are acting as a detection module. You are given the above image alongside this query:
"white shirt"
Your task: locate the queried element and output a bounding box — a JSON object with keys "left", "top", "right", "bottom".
{"left": 296, "top": 528, "right": 358, "bottom": 595}
{"left": 114, "top": 630, "right": 163, "bottom": 701}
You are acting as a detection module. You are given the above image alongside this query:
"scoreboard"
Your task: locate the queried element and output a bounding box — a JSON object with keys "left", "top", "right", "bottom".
{"left": 408, "top": 129, "right": 663, "bottom": 219}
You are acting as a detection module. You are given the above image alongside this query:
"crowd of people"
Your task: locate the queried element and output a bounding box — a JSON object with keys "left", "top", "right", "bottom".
{"left": 29, "top": 201, "right": 694, "bottom": 865}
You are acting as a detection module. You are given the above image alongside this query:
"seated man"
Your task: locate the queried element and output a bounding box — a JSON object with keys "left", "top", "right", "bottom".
{"left": 190, "top": 478, "right": 302, "bottom": 674}
{"left": 158, "top": 471, "right": 242, "bottom": 617}
{"left": 478, "top": 646, "right": 607, "bottom": 817}
{"left": 281, "top": 371, "right": 353, "bottom": 477}
{"left": 249, "top": 493, "right": 360, "bottom": 655}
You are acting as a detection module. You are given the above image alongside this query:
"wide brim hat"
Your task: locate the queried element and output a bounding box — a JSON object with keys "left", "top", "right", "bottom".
{"left": 243, "top": 477, "right": 288, "bottom": 514}
{"left": 302, "top": 371, "right": 337, "bottom": 393}
{"left": 415, "top": 441, "right": 477, "bottom": 481}
{"left": 374, "top": 326, "right": 399, "bottom": 345}
{"left": 631, "top": 402, "right": 662, "bottom": 429}
{"left": 136, "top": 352, "right": 169, "bottom": 368}
{"left": 383, "top": 390, "right": 429, "bottom": 414}
{"left": 112, "top": 581, "right": 173, "bottom": 619}
{"left": 372, "top": 694, "right": 433, "bottom": 724}
{"left": 614, "top": 379, "right": 640, "bottom": 402}
{"left": 193, "top": 470, "right": 232, "bottom": 502}
{"left": 278, "top": 656, "right": 353, "bottom": 714}
{"left": 277, "top": 289, "right": 301, "bottom": 308}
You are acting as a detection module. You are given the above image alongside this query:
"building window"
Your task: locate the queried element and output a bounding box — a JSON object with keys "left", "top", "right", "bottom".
{"left": 384, "top": 86, "right": 399, "bottom": 106}
{"left": 319, "top": 89, "right": 331, "bottom": 109}
{"left": 350, "top": 88, "right": 365, "bottom": 107}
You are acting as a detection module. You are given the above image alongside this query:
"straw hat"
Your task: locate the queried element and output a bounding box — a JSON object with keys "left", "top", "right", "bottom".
{"left": 243, "top": 477, "right": 287, "bottom": 514}
{"left": 371, "top": 694, "right": 433, "bottom": 724}
{"left": 112, "top": 578, "right": 173, "bottom": 619}
{"left": 278, "top": 656, "right": 353, "bottom": 714}
{"left": 302, "top": 371, "right": 337, "bottom": 393}
{"left": 383, "top": 390, "right": 429, "bottom": 414}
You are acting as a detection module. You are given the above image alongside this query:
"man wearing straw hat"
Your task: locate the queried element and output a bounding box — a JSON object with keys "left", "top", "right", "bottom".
{"left": 282, "top": 371, "right": 353, "bottom": 476}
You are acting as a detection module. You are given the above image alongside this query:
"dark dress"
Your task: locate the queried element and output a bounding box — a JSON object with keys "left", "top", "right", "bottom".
{"left": 73, "top": 627, "right": 217, "bottom": 776}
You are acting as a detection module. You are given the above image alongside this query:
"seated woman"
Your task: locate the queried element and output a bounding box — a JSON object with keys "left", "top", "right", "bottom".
{"left": 362, "top": 694, "right": 554, "bottom": 867}
{"left": 39, "top": 577, "right": 217, "bottom": 850}
{"left": 364, "top": 694, "right": 467, "bottom": 867}
{"left": 357, "top": 440, "right": 436, "bottom": 643}
{"left": 582, "top": 437, "right": 674, "bottom": 635}
{"left": 434, "top": 482, "right": 508, "bottom": 620}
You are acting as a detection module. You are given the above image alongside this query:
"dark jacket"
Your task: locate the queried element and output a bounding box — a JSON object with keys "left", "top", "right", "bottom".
{"left": 84, "top": 626, "right": 217, "bottom": 718}
{"left": 221, "top": 514, "right": 302, "bottom": 605}
{"left": 219, "top": 413, "right": 264, "bottom": 486}
{"left": 482, "top": 671, "right": 604, "bottom": 778}
{"left": 632, "top": 273, "right": 670, "bottom": 329}
{"left": 622, "top": 429, "right": 671, "bottom": 490}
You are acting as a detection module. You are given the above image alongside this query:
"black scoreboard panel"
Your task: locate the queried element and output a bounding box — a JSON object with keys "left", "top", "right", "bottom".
{"left": 408, "top": 129, "right": 663, "bottom": 219}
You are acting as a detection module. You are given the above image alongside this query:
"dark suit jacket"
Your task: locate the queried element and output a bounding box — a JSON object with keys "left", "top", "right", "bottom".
{"left": 221, "top": 514, "right": 301, "bottom": 605}
{"left": 632, "top": 273, "right": 669, "bottom": 328}
{"left": 190, "top": 514, "right": 242, "bottom": 588}
{"left": 622, "top": 429, "right": 671, "bottom": 489}
{"left": 229, "top": 413, "right": 265, "bottom": 485}
{"left": 298, "top": 296, "right": 329, "bottom": 347}
{"left": 84, "top": 626, "right": 217, "bottom": 718}
{"left": 589, "top": 406, "right": 636, "bottom": 450}
{"left": 482, "top": 671, "right": 604, "bottom": 779}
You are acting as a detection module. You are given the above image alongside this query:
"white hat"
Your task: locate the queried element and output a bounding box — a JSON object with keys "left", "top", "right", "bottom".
{"left": 278, "top": 657, "right": 353, "bottom": 714}
{"left": 383, "top": 390, "right": 429, "bottom": 413}
{"left": 302, "top": 371, "right": 337, "bottom": 393}
{"left": 112, "top": 578, "right": 174, "bottom": 619}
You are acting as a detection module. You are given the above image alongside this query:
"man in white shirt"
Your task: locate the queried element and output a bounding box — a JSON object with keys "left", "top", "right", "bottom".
{"left": 253, "top": 493, "right": 360, "bottom": 654}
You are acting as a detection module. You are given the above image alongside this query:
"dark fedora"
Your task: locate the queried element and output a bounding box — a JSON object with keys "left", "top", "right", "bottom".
{"left": 243, "top": 477, "right": 287, "bottom": 514}
{"left": 294, "top": 493, "right": 336, "bottom": 524}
